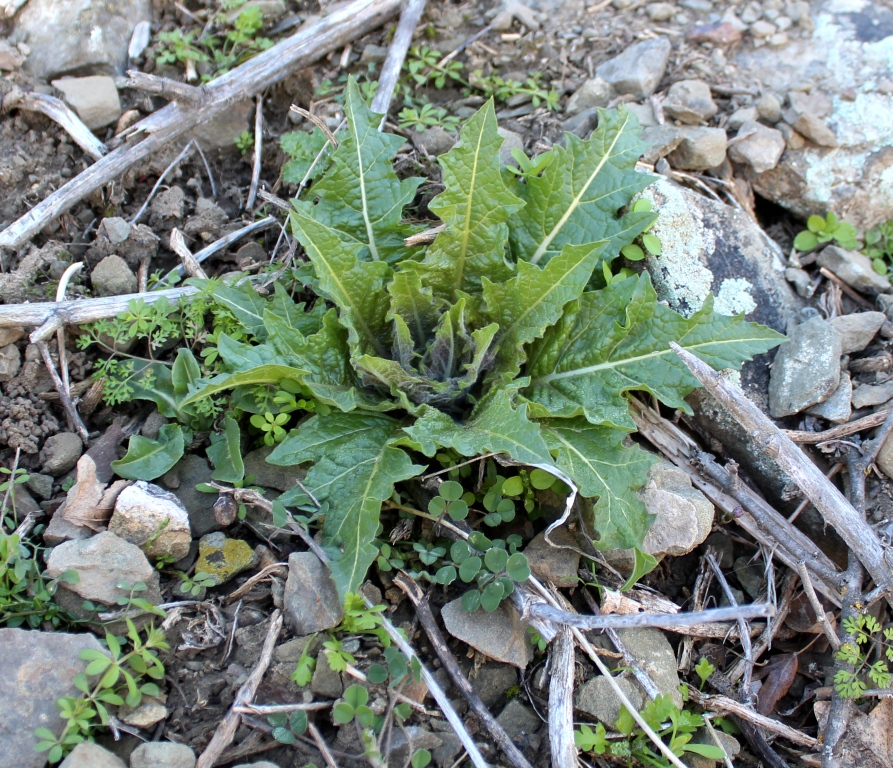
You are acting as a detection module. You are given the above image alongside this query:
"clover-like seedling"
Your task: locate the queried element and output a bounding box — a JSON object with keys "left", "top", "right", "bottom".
{"left": 428, "top": 480, "right": 469, "bottom": 521}
{"left": 793, "top": 212, "right": 858, "bottom": 251}
{"left": 333, "top": 684, "right": 374, "bottom": 727}
{"left": 621, "top": 199, "right": 661, "bottom": 261}
{"left": 269, "top": 710, "right": 308, "bottom": 744}
{"left": 448, "top": 534, "right": 532, "bottom": 612}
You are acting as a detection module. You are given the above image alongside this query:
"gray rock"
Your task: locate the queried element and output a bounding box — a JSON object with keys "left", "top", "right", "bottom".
{"left": 141, "top": 410, "right": 168, "bottom": 440}
{"left": 667, "top": 126, "right": 727, "bottom": 170}
{"left": 441, "top": 599, "right": 532, "bottom": 668}
{"left": 627, "top": 102, "right": 658, "bottom": 128}
{"left": 851, "top": 382, "right": 893, "bottom": 409}
{"left": 641, "top": 125, "right": 684, "bottom": 164}
{"left": 43, "top": 510, "right": 94, "bottom": 547}
{"left": 91, "top": 254, "right": 137, "bottom": 296}
{"left": 284, "top": 552, "right": 344, "bottom": 634}
{"left": 728, "top": 121, "right": 786, "bottom": 173}
{"left": 232, "top": 764, "right": 281, "bottom": 768}
{"left": 523, "top": 527, "right": 580, "bottom": 587}
{"left": 13, "top": 0, "right": 152, "bottom": 79}
{"left": 52, "top": 76, "right": 121, "bottom": 130}
{"left": 242, "top": 445, "right": 302, "bottom": 492}
{"left": 807, "top": 372, "right": 852, "bottom": 423}
{"left": 9, "top": 484, "right": 40, "bottom": 517}
{"left": 98, "top": 216, "right": 130, "bottom": 244}
{"left": 496, "top": 699, "right": 541, "bottom": 744}
{"left": 604, "top": 460, "right": 714, "bottom": 568}
{"left": 59, "top": 742, "right": 125, "bottom": 768}
{"left": 878, "top": 294, "right": 893, "bottom": 322}
{"left": 782, "top": 107, "right": 837, "bottom": 147}
{"left": 645, "top": 2, "right": 676, "bottom": 21}
{"left": 614, "top": 627, "right": 683, "bottom": 706}
{"left": 817, "top": 246, "right": 892, "bottom": 296}
{"left": 46, "top": 530, "right": 162, "bottom": 607}
{"left": 663, "top": 79, "right": 717, "bottom": 125}
{"left": 87, "top": 219, "right": 158, "bottom": 271}
{"left": 757, "top": 92, "right": 783, "bottom": 123}
{"left": 119, "top": 696, "right": 168, "bottom": 728}
{"left": 0, "top": 328, "right": 24, "bottom": 346}
{"left": 497, "top": 127, "right": 524, "bottom": 167}
{"left": 360, "top": 44, "right": 389, "bottom": 63}
{"left": 412, "top": 126, "right": 455, "bottom": 157}
{"left": 0, "top": 343, "right": 21, "bottom": 382}
{"left": 769, "top": 316, "right": 841, "bottom": 418}
{"left": 310, "top": 652, "right": 343, "bottom": 698}
{"left": 830, "top": 312, "right": 886, "bottom": 354}
{"left": 0, "top": 40, "right": 25, "bottom": 70}
{"left": 785, "top": 266, "right": 813, "bottom": 297}
{"left": 562, "top": 107, "right": 599, "bottom": 138}
{"left": 566, "top": 77, "right": 613, "bottom": 115}
{"left": 193, "top": 100, "right": 253, "bottom": 149}
{"left": 596, "top": 37, "right": 672, "bottom": 98}
{"left": 40, "top": 431, "right": 82, "bottom": 476}
{"left": 161, "top": 454, "right": 219, "bottom": 536}
{"left": 430, "top": 720, "right": 464, "bottom": 768}
{"left": 384, "top": 726, "right": 443, "bottom": 767}
{"left": 878, "top": 431, "right": 893, "bottom": 481}
{"left": 471, "top": 662, "right": 518, "bottom": 708}
{"left": 727, "top": 106, "right": 759, "bottom": 131}
{"left": 575, "top": 674, "right": 644, "bottom": 726}
{"left": 0, "top": 629, "right": 105, "bottom": 768}
{"left": 25, "top": 471, "right": 53, "bottom": 500}
{"left": 109, "top": 481, "right": 192, "bottom": 561}
{"left": 703, "top": 531, "right": 735, "bottom": 569}
{"left": 129, "top": 743, "right": 196, "bottom": 768}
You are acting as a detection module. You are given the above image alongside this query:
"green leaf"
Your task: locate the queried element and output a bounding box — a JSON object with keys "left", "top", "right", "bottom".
{"left": 524, "top": 273, "right": 785, "bottom": 428}
{"left": 207, "top": 414, "right": 244, "bottom": 483}
{"left": 290, "top": 209, "right": 391, "bottom": 358}
{"left": 171, "top": 349, "right": 201, "bottom": 395}
{"left": 214, "top": 280, "right": 270, "bottom": 339}
{"left": 281, "top": 127, "right": 329, "bottom": 184}
{"left": 404, "top": 389, "right": 554, "bottom": 469}
{"left": 539, "top": 418, "right": 656, "bottom": 550}
{"left": 620, "top": 547, "right": 659, "bottom": 590}
{"left": 294, "top": 78, "right": 423, "bottom": 263}
{"left": 642, "top": 233, "right": 661, "bottom": 255}
{"left": 462, "top": 589, "right": 481, "bottom": 611}
{"left": 793, "top": 230, "right": 818, "bottom": 251}
{"left": 806, "top": 214, "right": 826, "bottom": 233}
{"left": 333, "top": 702, "right": 355, "bottom": 724}
{"left": 505, "top": 552, "right": 531, "bottom": 581}
{"left": 509, "top": 106, "right": 657, "bottom": 266}
{"left": 410, "top": 100, "right": 524, "bottom": 299}
{"left": 439, "top": 480, "right": 463, "bottom": 501}
{"left": 111, "top": 423, "right": 185, "bottom": 481}
{"left": 181, "top": 365, "right": 309, "bottom": 408}
{"left": 483, "top": 241, "right": 605, "bottom": 379}
{"left": 268, "top": 412, "right": 423, "bottom": 596}
{"left": 683, "top": 744, "right": 726, "bottom": 759}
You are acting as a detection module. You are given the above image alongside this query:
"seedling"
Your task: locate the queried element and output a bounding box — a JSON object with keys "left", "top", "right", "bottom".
{"left": 793, "top": 212, "right": 859, "bottom": 252}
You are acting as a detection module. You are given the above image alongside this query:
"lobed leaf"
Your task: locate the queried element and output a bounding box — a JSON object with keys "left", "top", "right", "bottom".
{"left": 523, "top": 273, "right": 785, "bottom": 428}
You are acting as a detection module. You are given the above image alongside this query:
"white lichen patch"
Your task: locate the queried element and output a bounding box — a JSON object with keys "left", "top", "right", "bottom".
{"left": 715, "top": 279, "right": 757, "bottom": 317}
{"left": 641, "top": 178, "right": 715, "bottom": 317}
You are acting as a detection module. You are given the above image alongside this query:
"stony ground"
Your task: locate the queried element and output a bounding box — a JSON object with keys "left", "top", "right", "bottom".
{"left": 1, "top": 0, "right": 893, "bottom": 767}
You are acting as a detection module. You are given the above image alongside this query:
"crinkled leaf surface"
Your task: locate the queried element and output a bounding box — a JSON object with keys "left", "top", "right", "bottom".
{"left": 539, "top": 418, "right": 656, "bottom": 549}
{"left": 207, "top": 414, "right": 244, "bottom": 483}
{"left": 509, "top": 107, "right": 656, "bottom": 266}
{"left": 213, "top": 281, "right": 271, "bottom": 339}
{"left": 483, "top": 241, "right": 605, "bottom": 379}
{"left": 268, "top": 412, "right": 423, "bottom": 596}
{"left": 403, "top": 389, "right": 553, "bottom": 469}
{"left": 181, "top": 365, "right": 308, "bottom": 407}
{"left": 290, "top": 210, "right": 391, "bottom": 358}
{"left": 292, "top": 78, "right": 422, "bottom": 263}
{"left": 111, "top": 423, "right": 185, "bottom": 481}
{"left": 523, "top": 273, "right": 785, "bottom": 428}
{"left": 410, "top": 101, "right": 523, "bottom": 299}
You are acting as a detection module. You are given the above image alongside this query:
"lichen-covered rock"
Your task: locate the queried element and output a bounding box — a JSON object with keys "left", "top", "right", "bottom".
{"left": 194, "top": 532, "right": 259, "bottom": 586}
{"left": 109, "top": 481, "right": 192, "bottom": 561}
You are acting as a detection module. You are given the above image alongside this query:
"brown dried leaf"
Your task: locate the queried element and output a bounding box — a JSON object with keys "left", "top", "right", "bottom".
{"left": 57, "top": 454, "right": 107, "bottom": 529}
{"left": 601, "top": 587, "right": 646, "bottom": 615}
{"left": 756, "top": 653, "right": 798, "bottom": 715}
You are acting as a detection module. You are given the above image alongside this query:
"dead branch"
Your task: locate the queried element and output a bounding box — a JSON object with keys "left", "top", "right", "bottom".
{"left": 124, "top": 70, "right": 205, "bottom": 105}
{"left": 2, "top": 90, "right": 107, "bottom": 160}
{"left": 0, "top": 286, "right": 198, "bottom": 330}
{"left": 783, "top": 408, "right": 892, "bottom": 444}
{"left": 395, "top": 573, "right": 536, "bottom": 768}
{"left": 169, "top": 228, "right": 208, "bottom": 279}
{"left": 686, "top": 688, "right": 819, "bottom": 749}
{"left": 707, "top": 552, "right": 755, "bottom": 702}
{"left": 0, "top": 0, "right": 403, "bottom": 249}
{"left": 628, "top": 396, "right": 842, "bottom": 606}
{"left": 670, "top": 342, "right": 893, "bottom": 599}
{"left": 195, "top": 609, "right": 283, "bottom": 768}
{"left": 369, "top": 0, "right": 427, "bottom": 123}
{"left": 548, "top": 626, "right": 578, "bottom": 768}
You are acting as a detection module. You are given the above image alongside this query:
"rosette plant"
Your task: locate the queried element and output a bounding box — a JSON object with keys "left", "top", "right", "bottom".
{"left": 184, "top": 79, "right": 783, "bottom": 596}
